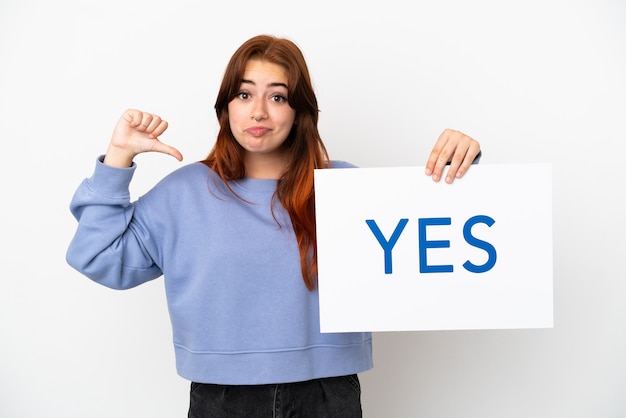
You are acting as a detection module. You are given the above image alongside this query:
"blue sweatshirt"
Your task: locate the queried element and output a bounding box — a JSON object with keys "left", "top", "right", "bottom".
{"left": 66, "top": 157, "right": 373, "bottom": 385}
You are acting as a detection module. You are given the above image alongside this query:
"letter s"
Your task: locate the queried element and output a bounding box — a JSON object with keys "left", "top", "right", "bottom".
{"left": 462, "top": 215, "right": 497, "bottom": 273}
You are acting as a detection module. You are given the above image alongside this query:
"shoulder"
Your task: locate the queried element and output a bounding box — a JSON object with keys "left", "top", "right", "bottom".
{"left": 168, "top": 161, "right": 211, "bottom": 177}
{"left": 327, "top": 160, "right": 359, "bottom": 169}
{"left": 157, "top": 162, "right": 211, "bottom": 185}
{"left": 142, "top": 162, "right": 213, "bottom": 198}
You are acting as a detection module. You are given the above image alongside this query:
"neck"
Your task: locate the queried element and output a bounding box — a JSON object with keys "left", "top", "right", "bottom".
{"left": 243, "top": 152, "right": 288, "bottom": 179}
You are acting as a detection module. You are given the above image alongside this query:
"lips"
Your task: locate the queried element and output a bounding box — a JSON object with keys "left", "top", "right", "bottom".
{"left": 245, "top": 126, "right": 270, "bottom": 137}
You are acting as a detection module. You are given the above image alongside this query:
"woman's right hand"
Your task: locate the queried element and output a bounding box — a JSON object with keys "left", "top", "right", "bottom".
{"left": 103, "top": 109, "right": 183, "bottom": 168}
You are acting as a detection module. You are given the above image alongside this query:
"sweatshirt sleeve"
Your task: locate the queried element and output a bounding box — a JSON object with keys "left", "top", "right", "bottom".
{"left": 65, "top": 156, "right": 162, "bottom": 290}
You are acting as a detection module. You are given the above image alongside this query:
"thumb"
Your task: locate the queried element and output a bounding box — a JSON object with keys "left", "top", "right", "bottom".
{"left": 150, "top": 139, "right": 184, "bottom": 161}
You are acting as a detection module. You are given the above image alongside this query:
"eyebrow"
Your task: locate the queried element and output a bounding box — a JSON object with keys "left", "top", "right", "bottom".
{"left": 241, "top": 79, "right": 288, "bottom": 89}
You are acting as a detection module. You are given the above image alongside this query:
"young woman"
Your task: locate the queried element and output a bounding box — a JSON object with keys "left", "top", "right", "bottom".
{"left": 66, "top": 34, "right": 481, "bottom": 417}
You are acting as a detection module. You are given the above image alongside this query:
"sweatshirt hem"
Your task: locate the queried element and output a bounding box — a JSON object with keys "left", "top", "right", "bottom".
{"left": 174, "top": 339, "right": 373, "bottom": 385}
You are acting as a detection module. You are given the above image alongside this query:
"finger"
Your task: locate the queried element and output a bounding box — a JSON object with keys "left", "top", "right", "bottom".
{"left": 150, "top": 140, "right": 183, "bottom": 161}
{"left": 424, "top": 131, "right": 448, "bottom": 176}
{"left": 148, "top": 119, "right": 169, "bottom": 138}
{"left": 453, "top": 141, "right": 481, "bottom": 180}
{"left": 139, "top": 113, "right": 155, "bottom": 131}
{"left": 122, "top": 109, "right": 143, "bottom": 127}
{"left": 425, "top": 129, "right": 456, "bottom": 181}
{"left": 143, "top": 115, "right": 164, "bottom": 136}
{"left": 443, "top": 143, "right": 469, "bottom": 183}
{"left": 431, "top": 159, "right": 448, "bottom": 182}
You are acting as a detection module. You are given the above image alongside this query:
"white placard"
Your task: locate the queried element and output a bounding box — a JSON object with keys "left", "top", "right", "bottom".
{"left": 314, "top": 164, "right": 553, "bottom": 332}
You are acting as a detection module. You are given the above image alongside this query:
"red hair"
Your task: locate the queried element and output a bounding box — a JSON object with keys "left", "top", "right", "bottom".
{"left": 202, "top": 35, "right": 329, "bottom": 290}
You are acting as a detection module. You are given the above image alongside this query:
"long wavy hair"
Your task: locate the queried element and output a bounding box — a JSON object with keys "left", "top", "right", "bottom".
{"left": 202, "top": 35, "right": 330, "bottom": 290}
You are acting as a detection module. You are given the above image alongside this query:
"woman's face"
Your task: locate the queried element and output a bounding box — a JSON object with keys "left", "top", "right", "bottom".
{"left": 228, "top": 59, "right": 296, "bottom": 170}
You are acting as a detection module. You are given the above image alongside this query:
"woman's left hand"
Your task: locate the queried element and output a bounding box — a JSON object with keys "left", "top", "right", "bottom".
{"left": 424, "top": 128, "right": 481, "bottom": 184}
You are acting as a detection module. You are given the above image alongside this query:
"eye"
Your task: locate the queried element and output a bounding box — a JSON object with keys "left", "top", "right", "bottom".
{"left": 271, "top": 94, "right": 288, "bottom": 103}
{"left": 235, "top": 91, "right": 250, "bottom": 100}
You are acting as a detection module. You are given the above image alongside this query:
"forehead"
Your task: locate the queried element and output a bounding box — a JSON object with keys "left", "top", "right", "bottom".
{"left": 242, "top": 59, "right": 289, "bottom": 86}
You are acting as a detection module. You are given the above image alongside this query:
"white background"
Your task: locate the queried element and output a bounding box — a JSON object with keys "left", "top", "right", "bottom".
{"left": 1, "top": 1, "right": 624, "bottom": 417}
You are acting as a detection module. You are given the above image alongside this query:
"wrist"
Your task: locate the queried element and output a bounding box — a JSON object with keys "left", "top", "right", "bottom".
{"left": 103, "top": 144, "right": 135, "bottom": 168}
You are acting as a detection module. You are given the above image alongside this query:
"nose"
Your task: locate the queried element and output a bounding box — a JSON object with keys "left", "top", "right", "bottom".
{"left": 251, "top": 98, "right": 268, "bottom": 121}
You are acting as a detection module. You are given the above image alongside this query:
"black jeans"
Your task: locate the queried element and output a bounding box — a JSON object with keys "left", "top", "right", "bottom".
{"left": 188, "top": 374, "right": 362, "bottom": 418}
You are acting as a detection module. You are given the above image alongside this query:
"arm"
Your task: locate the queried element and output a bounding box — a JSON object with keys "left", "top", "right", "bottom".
{"left": 65, "top": 109, "right": 182, "bottom": 289}
{"left": 66, "top": 159, "right": 163, "bottom": 289}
